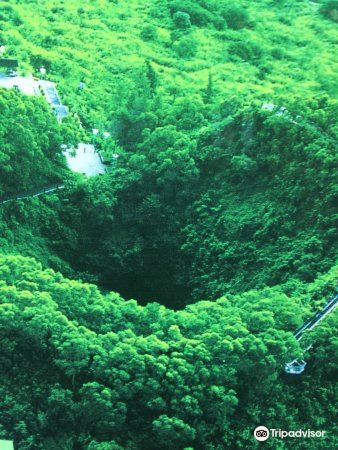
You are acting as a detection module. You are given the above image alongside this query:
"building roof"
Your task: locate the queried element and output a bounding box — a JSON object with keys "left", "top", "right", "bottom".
{"left": 0, "top": 58, "right": 18, "bottom": 68}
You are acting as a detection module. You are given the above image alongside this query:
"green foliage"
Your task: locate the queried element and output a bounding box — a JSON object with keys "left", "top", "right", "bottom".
{"left": 0, "top": 3, "right": 22, "bottom": 26}
{"left": 173, "top": 11, "right": 191, "bottom": 29}
{"left": 0, "top": 2, "right": 336, "bottom": 309}
{"left": 0, "top": 1, "right": 337, "bottom": 447}
{"left": 320, "top": 0, "right": 338, "bottom": 21}
{"left": 152, "top": 415, "right": 196, "bottom": 448}
{"left": 140, "top": 25, "right": 158, "bottom": 41}
{"left": 173, "top": 36, "right": 198, "bottom": 58}
{"left": 0, "top": 89, "right": 75, "bottom": 197}
{"left": 230, "top": 154, "right": 256, "bottom": 175}
{"left": 44, "top": 96, "right": 336, "bottom": 307}
{"left": 228, "top": 39, "right": 264, "bottom": 62}
{"left": 170, "top": 1, "right": 215, "bottom": 27}
{"left": 0, "top": 254, "right": 336, "bottom": 449}
{"left": 0, "top": 0, "right": 336, "bottom": 126}
{"left": 222, "top": 4, "right": 250, "bottom": 30}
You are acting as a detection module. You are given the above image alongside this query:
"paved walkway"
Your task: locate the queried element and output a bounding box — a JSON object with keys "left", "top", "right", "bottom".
{"left": 0, "top": 72, "right": 106, "bottom": 176}
{"left": 64, "top": 144, "right": 106, "bottom": 176}
{"left": 0, "top": 73, "right": 39, "bottom": 95}
{"left": 0, "top": 184, "right": 65, "bottom": 206}
{"left": 39, "top": 79, "right": 68, "bottom": 121}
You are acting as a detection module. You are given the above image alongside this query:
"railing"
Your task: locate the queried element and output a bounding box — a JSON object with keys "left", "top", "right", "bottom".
{"left": 294, "top": 294, "right": 338, "bottom": 341}
{"left": 285, "top": 293, "right": 337, "bottom": 374}
{"left": 0, "top": 184, "right": 65, "bottom": 206}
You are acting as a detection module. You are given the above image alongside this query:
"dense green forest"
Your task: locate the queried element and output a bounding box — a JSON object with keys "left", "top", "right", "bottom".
{"left": 0, "top": 0, "right": 337, "bottom": 448}
{"left": 0, "top": 255, "right": 337, "bottom": 449}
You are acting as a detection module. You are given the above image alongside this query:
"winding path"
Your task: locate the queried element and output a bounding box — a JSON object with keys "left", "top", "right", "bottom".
{"left": 0, "top": 184, "right": 65, "bottom": 206}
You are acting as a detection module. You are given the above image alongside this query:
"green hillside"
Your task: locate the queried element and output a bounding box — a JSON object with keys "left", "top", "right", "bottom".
{"left": 0, "top": 0, "right": 337, "bottom": 448}
{"left": 0, "top": 254, "right": 337, "bottom": 449}
{"left": 1, "top": 0, "right": 337, "bottom": 127}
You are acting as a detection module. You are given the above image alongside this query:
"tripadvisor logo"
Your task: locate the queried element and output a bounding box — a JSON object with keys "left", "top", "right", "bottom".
{"left": 254, "top": 426, "right": 269, "bottom": 441}
{"left": 253, "top": 426, "right": 326, "bottom": 441}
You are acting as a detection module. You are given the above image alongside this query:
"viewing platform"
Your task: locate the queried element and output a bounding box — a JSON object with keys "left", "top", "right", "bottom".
{"left": 0, "top": 73, "right": 68, "bottom": 122}
{"left": 0, "top": 72, "right": 39, "bottom": 96}
{"left": 0, "top": 70, "right": 106, "bottom": 177}
{"left": 64, "top": 144, "right": 106, "bottom": 176}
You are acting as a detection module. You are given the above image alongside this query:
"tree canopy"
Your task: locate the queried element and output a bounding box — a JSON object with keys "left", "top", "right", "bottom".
{"left": 0, "top": 0, "right": 337, "bottom": 448}
{"left": 0, "top": 255, "right": 336, "bottom": 448}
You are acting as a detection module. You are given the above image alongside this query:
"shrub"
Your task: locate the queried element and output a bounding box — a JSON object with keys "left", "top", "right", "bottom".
{"left": 170, "top": 1, "right": 213, "bottom": 26}
{"left": 0, "top": 5, "right": 22, "bottom": 25}
{"left": 222, "top": 5, "right": 250, "bottom": 30}
{"left": 230, "top": 155, "right": 256, "bottom": 175}
{"left": 141, "top": 25, "right": 158, "bottom": 41}
{"left": 228, "top": 40, "right": 263, "bottom": 62}
{"left": 271, "top": 47, "right": 285, "bottom": 60}
{"left": 173, "top": 11, "right": 191, "bottom": 29}
{"left": 320, "top": 0, "right": 338, "bottom": 21}
{"left": 173, "top": 36, "right": 198, "bottom": 58}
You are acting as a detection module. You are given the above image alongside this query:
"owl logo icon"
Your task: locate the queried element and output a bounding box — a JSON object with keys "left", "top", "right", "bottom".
{"left": 254, "top": 426, "right": 270, "bottom": 441}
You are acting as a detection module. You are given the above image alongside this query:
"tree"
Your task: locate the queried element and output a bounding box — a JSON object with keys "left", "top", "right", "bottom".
{"left": 173, "top": 36, "right": 198, "bottom": 58}
{"left": 173, "top": 11, "right": 191, "bottom": 29}
{"left": 0, "top": 89, "right": 75, "bottom": 197}
{"left": 141, "top": 25, "right": 158, "bottom": 41}
{"left": 152, "top": 415, "right": 196, "bottom": 448}
{"left": 204, "top": 72, "right": 214, "bottom": 103}
{"left": 222, "top": 5, "right": 250, "bottom": 30}
{"left": 145, "top": 60, "right": 157, "bottom": 95}
{"left": 320, "top": 0, "right": 338, "bottom": 21}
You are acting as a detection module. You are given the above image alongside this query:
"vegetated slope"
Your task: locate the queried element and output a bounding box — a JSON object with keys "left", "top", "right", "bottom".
{"left": 0, "top": 88, "right": 70, "bottom": 197}
{"left": 0, "top": 75, "right": 336, "bottom": 308}
{"left": 1, "top": 0, "right": 337, "bottom": 306}
{"left": 180, "top": 98, "right": 338, "bottom": 300}
{"left": 0, "top": 0, "right": 337, "bottom": 128}
{"left": 0, "top": 88, "right": 79, "bottom": 270}
{"left": 0, "top": 254, "right": 337, "bottom": 449}
{"left": 44, "top": 97, "right": 337, "bottom": 307}
{"left": 0, "top": 1, "right": 337, "bottom": 448}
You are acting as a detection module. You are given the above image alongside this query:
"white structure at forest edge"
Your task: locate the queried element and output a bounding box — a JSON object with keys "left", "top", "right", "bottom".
{"left": 0, "top": 71, "right": 106, "bottom": 177}
{"left": 64, "top": 144, "right": 106, "bottom": 176}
